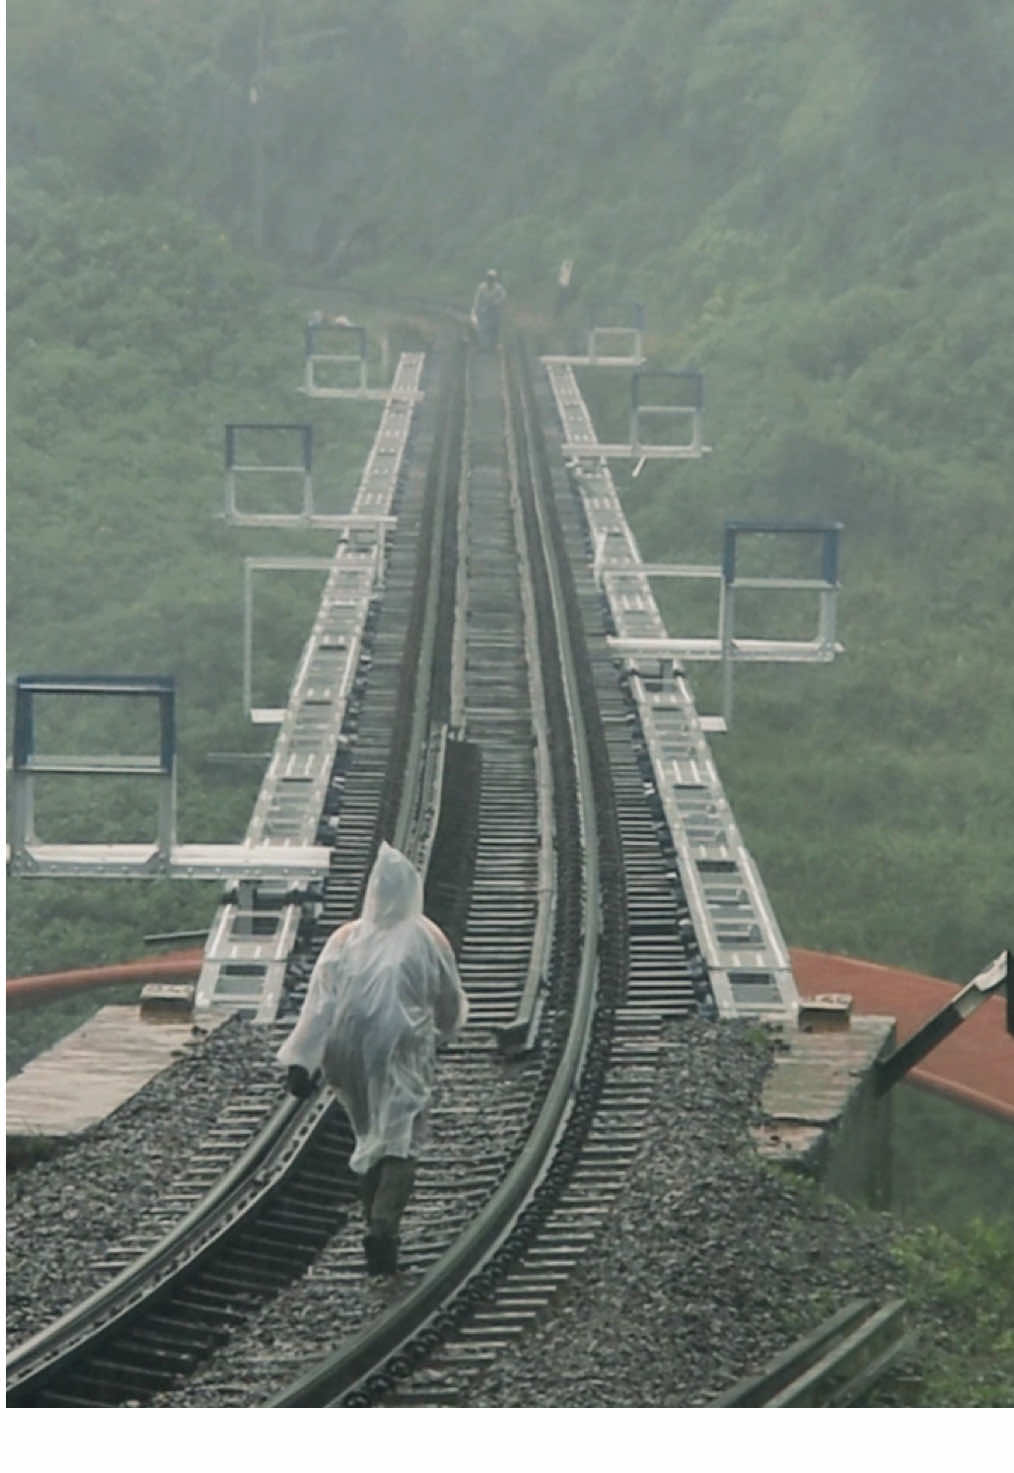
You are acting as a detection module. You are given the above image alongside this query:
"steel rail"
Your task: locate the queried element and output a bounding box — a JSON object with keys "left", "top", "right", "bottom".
{"left": 392, "top": 411, "right": 461, "bottom": 856}
{"left": 5, "top": 1091, "right": 330, "bottom": 1400}
{"left": 365, "top": 339, "right": 465, "bottom": 870}
{"left": 448, "top": 350, "right": 472, "bottom": 735}
{"left": 491, "top": 346, "right": 558, "bottom": 1055}
{"left": 267, "top": 340, "right": 606, "bottom": 1407}
{"left": 711, "top": 1298, "right": 913, "bottom": 1407}
{"left": 5, "top": 342, "right": 461, "bottom": 1409}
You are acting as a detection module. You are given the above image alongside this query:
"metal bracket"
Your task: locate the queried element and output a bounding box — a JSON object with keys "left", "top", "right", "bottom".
{"left": 224, "top": 422, "right": 315, "bottom": 525}
{"left": 875, "top": 950, "right": 1012, "bottom": 1093}
{"left": 606, "top": 520, "right": 845, "bottom": 729}
{"left": 6, "top": 673, "right": 333, "bottom": 882}
{"left": 303, "top": 317, "right": 368, "bottom": 395}
{"left": 300, "top": 318, "right": 422, "bottom": 401}
{"left": 9, "top": 674, "right": 178, "bottom": 873}
{"left": 542, "top": 300, "right": 646, "bottom": 368}
{"left": 630, "top": 369, "right": 705, "bottom": 460}
{"left": 586, "top": 300, "right": 644, "bottom": 364}
{"left": 560, "top": 367, "right": 711, "bottom": 462}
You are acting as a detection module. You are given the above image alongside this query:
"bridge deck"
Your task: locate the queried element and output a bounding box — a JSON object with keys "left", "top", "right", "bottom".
{"left": 7, "top": 951, "right": 1009, "bottom": 1150}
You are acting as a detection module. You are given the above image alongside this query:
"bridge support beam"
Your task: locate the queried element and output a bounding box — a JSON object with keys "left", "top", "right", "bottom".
{"left": 874, "top": 950, "right": 1011, "bottom": 1094}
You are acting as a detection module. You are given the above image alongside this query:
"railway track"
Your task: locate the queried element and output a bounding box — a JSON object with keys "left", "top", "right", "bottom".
{"left": 8, "top": 330, "right": 703, "bottom": 1409}
{"left": 261, "top": 342, "right": 706, "bottom": 1408}
{"left": 267, "top": 338, "right": 619, "bottom": 1407}
{"left": 7, "top": 340, "right": 451, "bottom": 1407}
{"left": 711, "top": 1298, "right": 912, "bottom": 1407}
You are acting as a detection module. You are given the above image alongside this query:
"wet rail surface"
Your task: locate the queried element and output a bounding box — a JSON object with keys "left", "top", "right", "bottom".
{"left": 711, "top": 1299, "right": 912, "bottom": 1407}
{"left": 7, "top": 340, "right": 449, "bottom": 1407}
{"left": 355, "top": 345, "right": 700, "bottom": 1409}
{"left": 8, "top": 336, "right": 700, "bottom": 1408}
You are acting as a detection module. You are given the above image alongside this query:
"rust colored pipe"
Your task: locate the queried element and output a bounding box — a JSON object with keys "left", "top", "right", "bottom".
{"left": 6, "top": 950, "right": 203, "bottom": 1010}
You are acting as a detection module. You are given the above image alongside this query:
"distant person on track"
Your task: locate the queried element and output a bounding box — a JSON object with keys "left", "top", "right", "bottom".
{"left": 307, "top": 309, "right": 354, "bottom": 329}
{"left": 278, "top": 841, "right": 468, "bottom": 1276}
{"left": 554, "top": 258, "right": 576, "bottom": 317}
{"left": 470, "top": 268, "right": 507, "bottom": 350}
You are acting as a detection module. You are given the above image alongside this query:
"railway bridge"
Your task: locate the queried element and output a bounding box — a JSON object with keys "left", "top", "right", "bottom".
{"left": 7, "top": 310, "right": 1011, "bottom": 1408}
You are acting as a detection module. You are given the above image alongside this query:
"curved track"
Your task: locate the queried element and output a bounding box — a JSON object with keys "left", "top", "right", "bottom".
{"left": 8, "top": 332, "right": 701, "bottom": 1409}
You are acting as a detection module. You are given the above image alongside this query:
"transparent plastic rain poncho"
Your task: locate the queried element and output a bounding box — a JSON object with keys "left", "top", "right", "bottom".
{"left": 277, "top": 842, "right": 468, "bottom": 1174}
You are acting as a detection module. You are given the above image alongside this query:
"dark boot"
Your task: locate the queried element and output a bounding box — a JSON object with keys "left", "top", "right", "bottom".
{"left": 362, "top": 1156, "right": 415, "bottom": 1275}
{"left": 369, "top": 1156, "right": 416, "bottom": 1240}
{"left": 360, "top": 1161, "right": 383, "bottom": 1229}
{"left": 363, "top": 1231, "right": 398, "bottom": 1276}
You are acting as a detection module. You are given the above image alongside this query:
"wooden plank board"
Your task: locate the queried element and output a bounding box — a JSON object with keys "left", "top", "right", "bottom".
{"left": 6, "top": 1005, "right": 228, "bottom": 1140}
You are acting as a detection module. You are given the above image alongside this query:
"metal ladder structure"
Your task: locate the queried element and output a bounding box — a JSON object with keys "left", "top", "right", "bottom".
{"left": 194, "top": 352, "right": 426, "bottom": 1019}
{"left": 542, "top": 358, "right": 844, "bottom": 1022}
{"left": 542, "top": 300, "right": 646, "bottom": 369}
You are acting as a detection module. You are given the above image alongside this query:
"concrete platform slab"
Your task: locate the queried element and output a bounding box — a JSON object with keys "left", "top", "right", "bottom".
{"left": 6, "top": 1005, "right": 229, "bottom": 1144}
{"left": 752, "top": 1015, "right": 895, "bottom": 1206}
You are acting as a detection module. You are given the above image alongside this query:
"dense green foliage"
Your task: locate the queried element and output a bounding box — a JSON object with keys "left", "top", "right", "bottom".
{"left": 5, "top": 164, "right": 385, "bottom": 986}
{"left": 878, "top": 1214, "right": 1014, "bottom": 1406}
{"left": 6, "top": 0, "right": 1012, "bottom": 1405}
{"left": 3, "top": 195, "right": 398, "bottom": 1098}
{"left": 13, "top": 0, "right": 1012, "bottom": 981}
{"left": 893, "top": 1087, "right": 1013, "bottom": 1232}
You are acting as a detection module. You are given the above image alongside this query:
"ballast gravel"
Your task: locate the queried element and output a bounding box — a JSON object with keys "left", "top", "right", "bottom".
{"left": 6, "top": 1015, "right": 281, "bottom": 1349}
{"left": 146, "top": 1036, "right": 543, "bottom": 1408}
{"left": 7, "top": 1013, "right": 908, "bottom": 1405}
{"left": 472, "top": 1017, "right": 904, "bottom": 1407}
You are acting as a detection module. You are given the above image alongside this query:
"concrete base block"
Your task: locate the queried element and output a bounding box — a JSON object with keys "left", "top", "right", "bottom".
{"left": 753, "top": 1014, "right": 896, "bottom": 1207}
{"left": 140, "top": 983, "right": 196, "bottom": 1022}
{"left": 798, "top": 993, "right": 853, "bottom": 1032}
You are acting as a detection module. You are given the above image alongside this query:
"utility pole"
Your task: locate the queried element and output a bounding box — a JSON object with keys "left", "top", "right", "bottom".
{"left": 248, "top": 6, "right": 346, "bottom": 256}
{"left": 251, "top": 0, "right": 268, "bottom": 254}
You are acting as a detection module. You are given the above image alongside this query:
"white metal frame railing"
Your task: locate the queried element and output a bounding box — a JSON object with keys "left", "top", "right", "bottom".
{"left": 541, "top": 358, "right": 846, "bottom": 1020}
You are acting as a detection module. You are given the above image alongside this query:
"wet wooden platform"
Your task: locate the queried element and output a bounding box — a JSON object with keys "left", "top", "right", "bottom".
{"left": 6, "top": 1005, "right": 228, "bottom": 1144}
{"left": 752, "top": 1014, "right": 894, "bottom": 1167}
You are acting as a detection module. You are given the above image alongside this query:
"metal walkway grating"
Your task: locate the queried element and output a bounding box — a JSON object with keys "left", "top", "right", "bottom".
{"left": 542, "top": 359, "right": 797, "bottom": 1022}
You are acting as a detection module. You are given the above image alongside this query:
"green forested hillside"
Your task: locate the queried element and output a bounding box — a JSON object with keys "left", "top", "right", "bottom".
{"left": 5, "top": 1, "right": 1011, "bottom": 963}
{"left": 5, "top": 169, "right": 384, "bottom": 977}
{"left": 9, "top": 0, "right": 1011, "bottom": 989}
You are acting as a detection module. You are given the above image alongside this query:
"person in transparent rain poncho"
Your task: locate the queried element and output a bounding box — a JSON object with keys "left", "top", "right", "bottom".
{"left": 278, "top": 842, "right": 468, "bottom": 1276}
{"left": 470, "top": 268, "right": 507, "bottom": 350}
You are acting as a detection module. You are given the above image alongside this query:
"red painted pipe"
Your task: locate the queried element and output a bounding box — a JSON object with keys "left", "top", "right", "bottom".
{"left": 8, "top": 946, "right": 1012, "bottom": 1123}
{"left": 5, "top": 950, "right": 203, "bottom": 1010}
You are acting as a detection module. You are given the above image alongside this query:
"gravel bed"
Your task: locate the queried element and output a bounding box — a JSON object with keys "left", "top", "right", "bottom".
{"left": 148, "top": 1040, "right": 540, "bottom": 1407}
{"left": 8, "top": 1015, "right": 910, "bottom": 1406}
{"left": 145, "top": 1018, "right": 903, "bottom": 1407}
{"left": 6, "top": 1015, "right": 281, "bottom": 1349}
{"left": 472, "top": 1018, "right": 905, "bottom": 1407}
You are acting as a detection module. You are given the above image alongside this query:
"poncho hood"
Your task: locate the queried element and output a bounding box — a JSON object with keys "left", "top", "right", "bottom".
{"left": 360, "top": 841, "right": 424, "bottom": 930}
